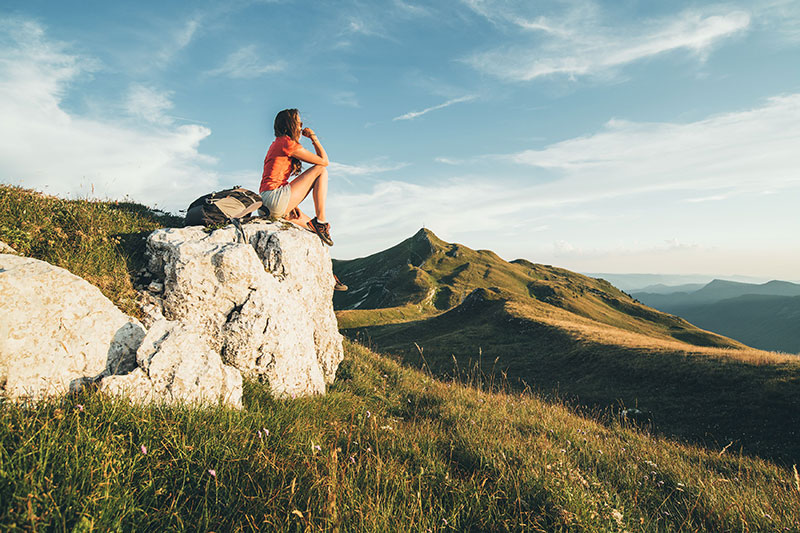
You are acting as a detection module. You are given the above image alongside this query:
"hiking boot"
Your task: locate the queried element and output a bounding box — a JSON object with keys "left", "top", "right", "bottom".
{"left": 308, "top": 217, "right": 333, "bottom": 246}
{"left": 333, "top": 274, "right": 348, "bottom": 291}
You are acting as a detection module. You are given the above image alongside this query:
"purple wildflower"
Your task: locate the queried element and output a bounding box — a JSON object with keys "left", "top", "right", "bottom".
{"left": 140, "top": 445, "right": 147, "bottom": 455}
{"left": 208, "top": 469, "right": 216, "bottom": 477}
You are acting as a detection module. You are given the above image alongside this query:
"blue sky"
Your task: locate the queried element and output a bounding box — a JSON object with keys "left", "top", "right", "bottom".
{"left": 2, "top": 0, "right": 799, "bottom": 278}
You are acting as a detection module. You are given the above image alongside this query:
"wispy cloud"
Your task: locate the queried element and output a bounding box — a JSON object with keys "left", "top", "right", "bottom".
{"left": 331, "top": 91, "right": 360, "bottom": 108}
{"left": 509, "top": 94, "right": 800, "bottom": 201}
{"left": 392, "top": 0, "right": 431, "bottom": 18}
{"left": 393, "top": 95, "right": 477, "bottom": 121}
{"left": 156, "top": 16, "right": 202, "bottom": 67}
{"left": 329, "top": 161, "right": 408, "bottom": 183}
{"left": 125, "top": 84, "right": 174, "bottom": 124}
{"left": 329, "top": 93, "right": 800, "bottom": 276}
{"left": 206, "top": 45, "right": 285, "bottom": 79}
{"left": 754, "top": 0, "right": 800, "bottom": 43}
{"left": 0, "top": 18, "right": 228, "bottom": 212}
{"left": 464, "top": 3, "right": 751, "bottom": 81}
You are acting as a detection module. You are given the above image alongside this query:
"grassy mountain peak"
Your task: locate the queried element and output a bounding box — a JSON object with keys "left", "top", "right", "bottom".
{"left": 334, "top": 229, "right": 740, "bottom": 349}
{"left": 334, "top": 229, "right": 800, "bottom": 464}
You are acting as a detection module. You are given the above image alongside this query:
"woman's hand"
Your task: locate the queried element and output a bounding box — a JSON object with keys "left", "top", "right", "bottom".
{"left": 291, "top": 127, "right": 328, "bottom": 166}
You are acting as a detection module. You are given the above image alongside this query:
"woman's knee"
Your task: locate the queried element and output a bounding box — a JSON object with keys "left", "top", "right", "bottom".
{"left": 312, "top": 165, "right": 328, "bottom": 183}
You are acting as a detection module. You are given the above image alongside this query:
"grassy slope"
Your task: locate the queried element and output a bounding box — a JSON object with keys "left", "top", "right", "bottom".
{"left": 335, "top": 229, "right": 741, "bottom": 349}
{"left": 3, "top": 187, "right": 800, "bottom": 530}
{"left": 667, "top": 295, "right": 800, "bottom": 354}
{"left": 335, "top": 231, "right": 800, "bottom": 464}
{"left": 0, "top": 185, "right": 181, "bottom": 317}
{"left": 2, "top": 340, "right": 799, "bottom": 532}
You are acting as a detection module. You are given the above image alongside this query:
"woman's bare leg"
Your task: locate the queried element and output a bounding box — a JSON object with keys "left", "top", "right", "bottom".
{"left": 285, "top": 207, "right": 312, "bottom": 229}
{"left": 287, "top": 165, "right": 328, "bottom": 222}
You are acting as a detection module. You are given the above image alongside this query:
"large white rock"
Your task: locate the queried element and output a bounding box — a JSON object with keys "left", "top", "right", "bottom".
{"left": 0, "top": 254, "right": 145, "bottom": 401}
{"left": 143, "top": 221, "right": 344, "bottom": 398}
{"left": 0, "top": 240, "right": 16, "bottom": 254}
{"left": 99, "top": 320, "right": 243, "bottom": 408}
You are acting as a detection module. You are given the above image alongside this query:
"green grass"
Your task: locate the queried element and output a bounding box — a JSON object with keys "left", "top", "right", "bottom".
{"left": 3, "top": 187, "right": 800, "bottom": 530}
{"left": 0, "top": 185, "right": 181, "bottom": 317}
{"left": 333, "top": 229, "right": 741, "bottom": 349}
{"left": 344, "top": 289, "right": 800, "bottom": 465}
{"left": 2, "top": 340, "right": 799, "bottom": 532}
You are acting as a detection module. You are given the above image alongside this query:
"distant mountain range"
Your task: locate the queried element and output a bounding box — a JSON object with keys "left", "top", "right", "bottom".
{"left": 586, "top": 273, "right": 777, "bottom": 292}
{"left": 633, "top": 279, "right": 800, "bottom": 353}
{"left": 333, "top": 229, "right": 800, "bottom": 463}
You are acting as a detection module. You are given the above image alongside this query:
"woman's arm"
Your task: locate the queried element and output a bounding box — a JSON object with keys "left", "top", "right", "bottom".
{"left": 290, "top": 127, "right": 329, "bottom": 166}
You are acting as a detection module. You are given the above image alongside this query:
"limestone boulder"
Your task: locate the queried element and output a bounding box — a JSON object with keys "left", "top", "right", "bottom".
{"left": 144, "top": 221, "right": 344, "bottom": 398}
{"left": 0, "top": 240, "right": 16, "bottom": 254}
{"left": 99, "top": 320, "right": 242, "bottom": 408}
{"left": 0, "top": 254, "right": 145, "bottom": 401}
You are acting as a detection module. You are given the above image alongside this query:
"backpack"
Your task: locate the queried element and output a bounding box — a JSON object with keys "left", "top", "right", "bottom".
{"left": 184, "top": 187, "right": 263, "bottom": 242}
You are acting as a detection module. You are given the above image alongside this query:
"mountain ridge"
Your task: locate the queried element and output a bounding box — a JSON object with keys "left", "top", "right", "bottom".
{"left": 334, "top": 228, "right": 800, "bottom": 463}
{"left": 335, "top": 229, "right": 742, "bottom": 349}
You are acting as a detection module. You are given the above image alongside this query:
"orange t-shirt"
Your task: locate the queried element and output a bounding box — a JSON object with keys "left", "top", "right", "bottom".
{"left": 260, "top": 136, "right": 300, "bottom": 192}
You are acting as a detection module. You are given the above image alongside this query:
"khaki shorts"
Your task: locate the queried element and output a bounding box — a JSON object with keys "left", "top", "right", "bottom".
{"left": 260, "top": 184, "right": 292, "bottom": 218}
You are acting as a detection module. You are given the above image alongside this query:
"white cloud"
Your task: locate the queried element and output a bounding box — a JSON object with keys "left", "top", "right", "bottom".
{"left": 329, "top": 161, "right": 408, "bottom": 177}
{"left": 331, "top": 91, "right": 360, "bottom": 108}
{"left": 754, "top": 0, "right": 800, "bottom": 43}
{"left": 329, "top": 93, "right": 800, "bottom": 278}
{"left": 393, "top": 0, "right": 431, "bottom": 18}
{"left": 465, "top": 4, "right": 751, "bottom": 81}
{"left": 125, "top": 84, "right": 174, "bottom": 124}
{"left": 156, "top": 16, "right": 202, "bottom": 67}
{"left": 509, "top": 94, "right": 800, "bottom": 202}
{"left": 0, "top": 18, "right": 227, "bottom": 212}
{"left": 393, "top": 95, "right": 477, "bottom": 121}
{"left": 206, "top": 45, "right": 285, "bottom": 79}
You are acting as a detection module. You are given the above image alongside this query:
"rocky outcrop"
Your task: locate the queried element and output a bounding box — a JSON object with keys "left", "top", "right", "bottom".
{"left": 0, "top": 220, "right": 343, "bottom": 404}
{"left": 100, "top": 320, "right": 242, "bottom": 408}
{"left": 0, "top": 254, "right": 145, "bottom": 401}
{"left": 140, "top": 221, "right": 344, "bottom": 398}
{"left": 0, "top": 240, "right": 16, "bottom": 254}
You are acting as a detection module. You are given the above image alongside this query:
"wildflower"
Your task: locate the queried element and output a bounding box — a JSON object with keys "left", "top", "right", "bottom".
{"left": 264, "top": 428, "right": 269, "bottom": 437}
{"left": 313, "top": 444, "right": 321, "bottom": 452}
{"left": 76, "top": 404, "right": 84, "bottom": 412}
{"left": 366, "top": 410, "right": 371, "bottom": 419}
{"left": 350, "top": 455, "right": 356, "bottom": 464}
{"left": 140, "top": 445, "right": 147, "bottom": 455}
{"left": 442, "top": 518, "right": 448, "bottom": 526}
{"left": 367, "top": 446, "right": 372, "bottom": 453}
{"left": 208, "top": 469, "right": 216, "bottom": 477}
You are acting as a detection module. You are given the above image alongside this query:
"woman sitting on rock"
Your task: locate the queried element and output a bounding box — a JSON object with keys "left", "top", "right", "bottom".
{"left": 260, "top": 108, "right": 333, "bottom": 246}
